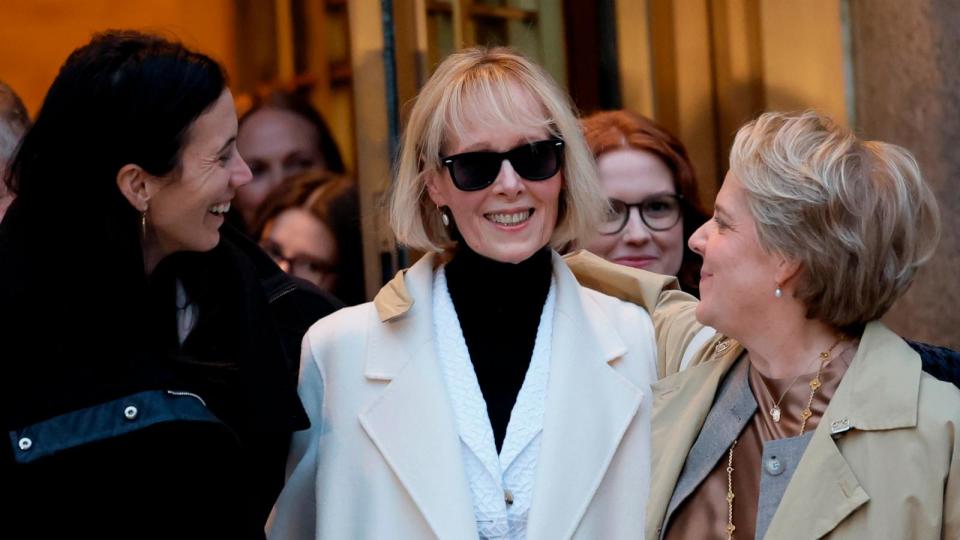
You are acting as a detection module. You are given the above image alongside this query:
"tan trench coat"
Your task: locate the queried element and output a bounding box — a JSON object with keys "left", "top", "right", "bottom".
{"left": 564, "top": 250, "right": 960, "bottom": 540}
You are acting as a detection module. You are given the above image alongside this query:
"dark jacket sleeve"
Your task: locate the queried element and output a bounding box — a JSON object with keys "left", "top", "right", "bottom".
{"left": 220, "top": 225, "right": 343, "bottom": 382}
{"left": 907, "top": 339, "right": 960, "bottom": 390}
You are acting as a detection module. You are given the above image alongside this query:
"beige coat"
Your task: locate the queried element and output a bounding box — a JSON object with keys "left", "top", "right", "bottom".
{"left": 269, "top": 251, "right": 676, "bottom": 539}
{"left": 563, "top": 251, "right": 960, "bottom": 540}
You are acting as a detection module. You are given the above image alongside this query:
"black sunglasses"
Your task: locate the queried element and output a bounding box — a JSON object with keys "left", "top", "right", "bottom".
{"left": 440, "top": 138, "right": 564, "bottom": 191}
{"left": 599, "top": 194, "right": 684, "bottom": 235}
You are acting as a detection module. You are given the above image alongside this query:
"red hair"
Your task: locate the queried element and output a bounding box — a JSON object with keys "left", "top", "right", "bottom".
{"left": 581, "top": 110, "right": 709, "bottom": 295}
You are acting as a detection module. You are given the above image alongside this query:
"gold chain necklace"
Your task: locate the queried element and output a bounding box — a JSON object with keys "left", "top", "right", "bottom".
{"left": 723, "top": 336, "right": 845, "bottom": 539}
{"left": 768, "top": 353, "right": 820, "bottom": 423}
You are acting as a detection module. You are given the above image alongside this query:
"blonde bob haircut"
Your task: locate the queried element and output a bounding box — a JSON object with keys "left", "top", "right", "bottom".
{"left": 730, "top": 110, "right": 941, "bottom": 331}
{"left": 388, "top": 47, "right": 605, "bottom": 253}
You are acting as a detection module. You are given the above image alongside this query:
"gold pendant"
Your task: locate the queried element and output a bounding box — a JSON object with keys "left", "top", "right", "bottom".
{"left": 771, "top": 405, "right": 781, "bottom": 422}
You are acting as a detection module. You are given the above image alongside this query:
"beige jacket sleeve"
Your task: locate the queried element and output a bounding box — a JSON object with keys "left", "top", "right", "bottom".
{"left": 944, "top": 399, "right": 960, "bottom": 537}
{"left": 564, "top": 250, "right": 717, "bottom": 378}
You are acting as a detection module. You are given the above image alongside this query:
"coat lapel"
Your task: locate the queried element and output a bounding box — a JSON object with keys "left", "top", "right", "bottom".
{"left": 663, "top": 355, "right": 756, "bottom": 531}
{"left": 761, "top": 425, "right": 869, "bottom": 538}
{"left": 645, "top": 339, "right": 742, "bottom": 540}
{"left": 764, "top": 321, "right": 920, "bottom": 538}
{"left": 360, "top": 254, "right": 477, "bottom": 539}
{"left": 526, "top": 255, "right": 644, "bottom": 539}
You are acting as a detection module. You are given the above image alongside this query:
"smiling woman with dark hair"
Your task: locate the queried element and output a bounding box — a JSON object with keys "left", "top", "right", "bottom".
{"left": 0, "top": 31, "right": 337, "bottom": 539}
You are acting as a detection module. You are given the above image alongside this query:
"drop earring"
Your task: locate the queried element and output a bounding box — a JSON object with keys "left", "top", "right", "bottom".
{"left": 439, "top": 205, "right": 450, "bottom": 227}
{"left": 141, "top": 204, "right": 149, "bottom": 243}
{"left": 774, "top": 286, "right": 783, "bottom": 298}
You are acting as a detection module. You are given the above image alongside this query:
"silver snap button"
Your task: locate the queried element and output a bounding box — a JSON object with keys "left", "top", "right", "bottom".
{"left": 18, "top": 437, "right": 32, "bottom": 451}
{"left": 764, "top": 456, "right": 784, "bottom": 476}
{"left": 123, "top": 405, "right": 139, "bottom": 420}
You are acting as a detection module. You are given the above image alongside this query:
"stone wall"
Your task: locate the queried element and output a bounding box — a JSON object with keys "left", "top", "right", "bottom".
{"left": 850, "top": 0, "right": 960, "bottom": 348}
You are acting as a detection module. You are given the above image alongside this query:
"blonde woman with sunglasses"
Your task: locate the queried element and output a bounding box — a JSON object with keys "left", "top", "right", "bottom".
{"left": 268, "top": 48, "right": 697, "bottom": 539}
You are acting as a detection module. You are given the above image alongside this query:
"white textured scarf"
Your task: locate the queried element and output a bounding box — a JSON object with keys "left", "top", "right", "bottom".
{"left": 432, "top": 267, "right": 556, "bottom": 540}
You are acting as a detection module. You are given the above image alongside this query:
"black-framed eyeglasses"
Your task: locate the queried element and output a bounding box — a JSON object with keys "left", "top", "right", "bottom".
{"left": 599, "top": 194, "right": 684, "bottom": 235}
{"left": 440, "top": 138, "right": 564, "bottom": 192}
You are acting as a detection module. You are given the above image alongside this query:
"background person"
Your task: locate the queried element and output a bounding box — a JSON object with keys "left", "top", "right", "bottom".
{"left": 253, "top": 170, "right": 365, "bottom": 305}
{"left": 0, "top": 31, "right": 338, "bottom": 539}
{"left": 235, "top": 84, "right": 345, "bottom": 228}
{"left": 580, "top": 110, "right": 709, "bottom": 296}
{"left": 0, "top": 79, "right": 30, "bottom": 221}
{"left": 269, "top": 47, "right": 677, "bottom": 539}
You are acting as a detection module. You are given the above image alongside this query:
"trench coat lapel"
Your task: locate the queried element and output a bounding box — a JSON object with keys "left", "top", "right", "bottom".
{"left": 763, "top": 321, "right": 919, "bottom": 538}
{"left": 526, "top": 255, "right": 645, "bottom": 538}
{"left": 645, "top": 339, "right": 743, "bottom": 540}
{"left": 359, "top": 254, "right": 477, "bottom": 539}
{"left": 760, "top": 425, "right": 869, "bottom": 538}
{"left": 663, "top": 356, "right": 755, "bottom": 532}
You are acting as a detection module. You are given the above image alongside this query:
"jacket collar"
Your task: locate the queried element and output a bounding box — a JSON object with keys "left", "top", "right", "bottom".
{"left": 359, "top": 252, "right": 477, "bottom": 538}
{"left": 827, "top": 320, "right": 921, "bottom": 432}
{"left": 364, "top": 251, "right": 645, "bottom": 538}
{"left": 647, "top": 321, "right": 921, "bottom": 540}
{"left": 645, "top": 337, "right": 743, "bottom": 540}
{"left": 763, "top": 321, "right": 921, "bottom": 537}
{"left": 527, "top": 252, "right": 645, "bottom": 539}
{"left": 662, "top": 355, "right": 755, "bottom": 535}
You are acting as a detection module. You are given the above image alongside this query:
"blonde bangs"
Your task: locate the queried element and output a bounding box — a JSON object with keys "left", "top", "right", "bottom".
{"left": 443, "top": 71, "right": 557, "bottom": 151}
{"left": 390, "top": 47, "right": 606, "bottom": 254}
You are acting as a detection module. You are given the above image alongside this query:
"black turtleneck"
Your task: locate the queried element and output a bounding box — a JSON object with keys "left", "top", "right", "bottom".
{"left": 444, "top": 243, "right": 553, "bottom": 452}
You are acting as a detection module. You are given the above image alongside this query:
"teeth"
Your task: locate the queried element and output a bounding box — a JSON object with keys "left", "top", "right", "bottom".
{"left": 209, "top": 202, "right": 231, "bottom": 215}
{"left": 487, "top": 210, "right": 531, "bottom": 225}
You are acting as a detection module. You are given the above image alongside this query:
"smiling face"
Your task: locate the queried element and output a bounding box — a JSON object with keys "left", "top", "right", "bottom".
{"left": 235, "top": 107, "right": 325, "bottom": 222}
{"left": 688, "top": 171, "right": 782, "bottom": 337}
{"left": 583, "top": 148, "right": 684, "bottom": 276}
{"left": 425, "top": 86, "right": 561, "bottom": 264}
{"left": 145, "top": 89, "right": 251, "bottom": 261}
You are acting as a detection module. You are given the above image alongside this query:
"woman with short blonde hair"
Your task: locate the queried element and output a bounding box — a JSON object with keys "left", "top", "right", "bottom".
{"left": 729, "top": 111, "right": 939, "bottom": 328}
{"left": 636, "top": 110, "right": 958, "bottom": 540}
{"left": 271, "top": 47, "right": 674, "bottom": 539}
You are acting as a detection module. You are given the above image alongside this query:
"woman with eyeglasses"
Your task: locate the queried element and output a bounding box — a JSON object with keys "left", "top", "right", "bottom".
{"left": 269, "top": 48, "right": 683, "bottom": 539}
{"left": 580, "top": 110, "right": 709, "bottom": 296}
{"left": 252, "top": 170, "right": 365, "bottom": 305}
